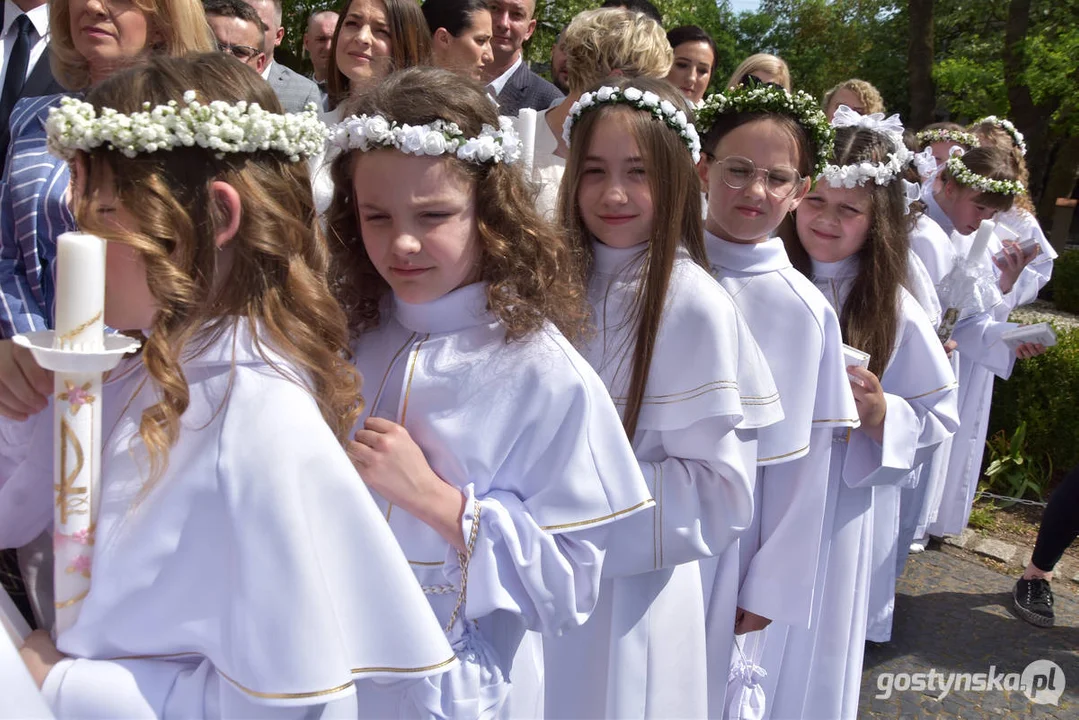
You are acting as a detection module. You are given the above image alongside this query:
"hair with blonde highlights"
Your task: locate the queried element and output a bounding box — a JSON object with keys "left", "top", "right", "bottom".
{"left": 560, "top": 76, "right": 707, "bottom": 440}
{"left": 970, "top": 120, "right": 1035, "bottom": 214}
{"left": 823, "top": 78, "right": 884, "bottom": 116}
{"left": 562, "top": 8, "right": 672, "bottom": 95}
{"left": 326, "top": 66, "right": 588, "bottom": 343}
{"left": 326, "top": 0, "right": 432, "bottom": 108}
{"left": 49, "top": 0, "right": 215, "bottom": 91}
{"left": 75, "top": 54, "right": 362, "bottom": 484}
{"left": 787, "top": 126, "right": 909, "bottom": 377}
{"left": 726, "top": 53, "right": 791, "bottom": 91}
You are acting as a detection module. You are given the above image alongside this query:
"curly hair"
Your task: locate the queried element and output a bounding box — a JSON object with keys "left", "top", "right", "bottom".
{"left": 74, "top": 54, "right": 362, "bottom": 485}
{"left": 970, "top": 120, "right": 1036, "bottom": 214}
{"left": 49, "top": 0, "right": 215, "bottom": 91}
{"left": 787, "top": 126, "right": 909, "bottom": 378}
{"left": 562, "top": 8, "right": 672, "bottom": 95}
{"left": 325, "top": 66, "right": 589, "bottom": 343}
{"left": 560, "top": 77, "right": 707, "bottom": 439}
{"left": 823, "top": 78, "right": 885, "bottom": 117}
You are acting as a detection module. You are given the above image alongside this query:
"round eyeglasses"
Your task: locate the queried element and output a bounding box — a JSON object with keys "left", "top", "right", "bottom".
{"left": 710, "top": 155, "right": 805, "bottom": 200}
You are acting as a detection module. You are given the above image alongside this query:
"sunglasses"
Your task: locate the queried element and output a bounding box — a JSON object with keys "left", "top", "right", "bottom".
{"left": 217, "top": 41, "right": 262, "bottom": 62}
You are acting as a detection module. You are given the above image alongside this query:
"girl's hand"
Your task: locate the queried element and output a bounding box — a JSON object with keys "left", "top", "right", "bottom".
{"left": 348, "top": 417, "right": 467, "bottom": 552}
{"left": 20, "top": 629, "right": 66, "bottom": 688}
{"left": 1015, "top": 342, "right": 1046, "bottom": 360}
{"left": 0, "top": 339, "right": 52, "bottom": 420}
{"left": 734, "top": 607, "right": 772, "bottom": 635}
{"left": 994, "top": 240, "right": 1036, "bottom": 294}
{"left": 943, "top": 339, "right": 958, "bottom": 359}
{"left": 849, "top": 366, "right": 887, "bottom": 444}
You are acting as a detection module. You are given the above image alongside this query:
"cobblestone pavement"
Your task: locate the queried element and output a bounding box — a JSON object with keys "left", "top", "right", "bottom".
{"left": 860, "top": 548, "right": 1078, "bottom": 718}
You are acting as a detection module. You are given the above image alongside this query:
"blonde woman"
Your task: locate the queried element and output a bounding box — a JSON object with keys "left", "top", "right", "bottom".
{"left": 726, "top": 51, "right": 791, "bottom": 91}
{"left": 823, "top": 78, "right": 885, "bottom": 121}
{"left": 0, "top": 0, "right": 214, "bottom": 629}
{"left": 515, "top": 7, "right": 672, "bottom": 218}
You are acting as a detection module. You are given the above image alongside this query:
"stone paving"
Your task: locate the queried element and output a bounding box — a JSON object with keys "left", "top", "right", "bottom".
{"left": 860, "top": 547, "right": 1078, "bottom": 718}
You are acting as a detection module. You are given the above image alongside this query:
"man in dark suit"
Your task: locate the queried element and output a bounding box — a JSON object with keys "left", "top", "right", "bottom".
{"left": 0, "top": 0, "right": 62, "bottom": 160}
{"left": 244, "top": 0, "right": 321, "bottom": 113}
{"left": 485, "top": 0, "right": 562, "bottom": 116}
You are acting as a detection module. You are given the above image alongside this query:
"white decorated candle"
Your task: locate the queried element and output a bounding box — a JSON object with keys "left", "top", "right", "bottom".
{"left": 53, "top": 232, "right": 106, "bottom": 352}
{"left": 967, "top": 219, "right": 996, "bottom": 264}
{"left": 517, "top": 109, "right": 537, "bottom": 180}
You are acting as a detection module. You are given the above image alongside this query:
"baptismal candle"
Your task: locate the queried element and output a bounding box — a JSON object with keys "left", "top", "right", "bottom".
{"left": 967, "top": 219, "right": 995, "bottom": 264}
{"left": 53, "top": 232, "right": 106, "bottom": 352}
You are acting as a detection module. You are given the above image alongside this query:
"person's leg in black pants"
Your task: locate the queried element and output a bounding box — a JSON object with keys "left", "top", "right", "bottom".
{"left": 1013, "top": 466, "right": 1079, "bottom": 627}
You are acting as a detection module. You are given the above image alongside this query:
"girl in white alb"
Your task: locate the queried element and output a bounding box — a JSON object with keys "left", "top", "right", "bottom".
{"left": 0, "top": 55, "right": 456, "bottom": 718}
{"left": 323, "top": 67, "right": 653, "bottom": 719}
{"left": 541, "top": 78, "right": 782, "bottom": 719}
{"left": 774, "top": 117, "right": 960, "bottom": 720}
{"left": 694, "top": 87, "right": 859, "bottom": 718}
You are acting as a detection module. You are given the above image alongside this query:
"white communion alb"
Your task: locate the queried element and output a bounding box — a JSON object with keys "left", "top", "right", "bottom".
{"left": 544, "top": 241, "right": 783, "bottom": 719}
{"left": 350, "top": 282, "right": 654, "bottom": 719}
{"left": 0, "top": 320, "right": 457, "bottom": 718}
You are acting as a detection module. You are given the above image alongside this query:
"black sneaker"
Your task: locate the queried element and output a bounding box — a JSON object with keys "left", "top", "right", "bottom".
{"left": 1013, "top": 578, "right": 1054, "bottom": 627}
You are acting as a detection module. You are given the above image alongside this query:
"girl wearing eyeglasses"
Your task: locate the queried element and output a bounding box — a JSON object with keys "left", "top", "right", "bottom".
{"left": 694, "top": 86, "right": 859, "bottom": 716}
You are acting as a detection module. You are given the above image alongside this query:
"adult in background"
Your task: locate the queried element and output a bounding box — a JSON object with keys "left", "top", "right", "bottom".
{"left": 514, "top": 7, "right": 671, "bottom": 219}
{"left": 303, "top": 8, "right": 338, "bottom": 91}
{"left": 0, "top": 0, "right": 214, "bottom": 632}
{"left": 0, "top": 0, "right": 62, "bottom": 159}
{"left": 422, "top": 0, "right": 492, "bottom": 82}
{"left": 727, "top": 52, "right": 791, "bottom": 91}
{"left": 823, "top": 78, "right": 884, "bottom": 121}
{"left": 484, "top": 0, "right": 560, "bottom": 115}
{"left": 312, "top": 0, "right": 429, "bottom": 214}
{"left": 548, "top": 27, "right": 567, "bottom": 94}
{"left": 600, "top": 0, "right": 662, "bottom": 23}
{"left": 244, "top": 0, "right": 320, "bottom": 112}
{"left": 204, "top": 0, "right": 267, "bottom": 74}
{"left": 665, "top": 25, "right": 716, "bottom": 106}
{"left": 1013, "top": 465, "right": 1079, "bottom": 627}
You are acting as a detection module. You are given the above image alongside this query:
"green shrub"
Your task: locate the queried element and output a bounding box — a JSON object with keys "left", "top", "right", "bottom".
{"left": 1046, "top": 248, "right": 1079, "bottom": 313}
{"left": 981, "top": 421, "right": 1051, "bottom": 503}
{"left": 989, "top": 321, "right": 1079, "bottom": 487}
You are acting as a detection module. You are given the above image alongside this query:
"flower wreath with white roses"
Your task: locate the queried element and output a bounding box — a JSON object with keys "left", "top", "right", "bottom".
{"left": 46, "top": 93, "right": 327, "bottom": 163}
{"left": 562, "top": 85, "right": 702, "bottom": 164}
{"left": 330, "top": 114, "right": 521, "bottom": 165}
{"left": 944, "top": 154, "right": 1025, "bottom": 196}
{"left": 817, "top": 106, "right": 915, "bottom": 188}
{"left": 914, "top": 127, "right": 979, "bottom": 152}
{"left": 973, "top": 115, "right": 1027, "bottom": 156}
{"left": 696, "top": 85, "right": 834, "bottom": 173}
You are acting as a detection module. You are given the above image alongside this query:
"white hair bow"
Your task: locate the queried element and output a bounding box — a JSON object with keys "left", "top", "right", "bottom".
{"left": 901, "top": 179, "right": 923, "bottom": 214}
{"left": 912, "top": 147, "right": 938, "bottom": 180}
{"left": 830, "top": 105, "right": 905, "bottom": 142}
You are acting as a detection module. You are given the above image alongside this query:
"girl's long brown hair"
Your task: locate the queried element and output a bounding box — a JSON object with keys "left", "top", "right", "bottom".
{"left": 559, "top": 76, "right": 707, "bottom": 440}
{"left": 326, "top": 0, "right": 432, "bottom": 108}
{"left": 786, "top": 126, "right": 910, "bottom": 377}
{"left": 326, "top": 66, "right": 589, "bottom": 343}
{"left": 76, "top": 54, "right": 362, "bottom": 484}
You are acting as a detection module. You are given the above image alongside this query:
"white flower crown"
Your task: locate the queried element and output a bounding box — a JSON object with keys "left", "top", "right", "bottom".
{"left": 697, "top": 85, "right": 834, "bottom": 173}
{"left": 914, "top": 127, "right": 979, "bottom": 151}
{"left": 563, "top": 86, "right": 702, "bottom": 164}
{"left": 974, "top": 115, "right": 1026, "bottom": 156}
{"left": 330, "top": 114, "right": 521, "bottom": 165}
{"left": 46, "top": 93, "right": 327, "bottom": 163}
{"left": 944, "top": 155, "right": 1025, "bottom": 196}
{"left": 818, "top": 106, "right": 914, "bottom": 189}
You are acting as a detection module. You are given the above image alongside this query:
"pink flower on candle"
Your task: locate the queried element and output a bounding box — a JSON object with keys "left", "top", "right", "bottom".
{"left": 67, "top": 554, "right": 92, "bottom": 578}
{"left": 58, "top": 380, "right": 96, "bottom": 415}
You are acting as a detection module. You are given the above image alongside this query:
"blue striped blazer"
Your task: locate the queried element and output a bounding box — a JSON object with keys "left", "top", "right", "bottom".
{"left": 0, "top": 93, "right": 75, "bottom": 337}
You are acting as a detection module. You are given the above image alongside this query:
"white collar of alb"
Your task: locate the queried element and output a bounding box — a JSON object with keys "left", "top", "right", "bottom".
{"left": 330, "top": 114, "right": 522, "bottom": 165}
{"left": 45, "top": 93, "right": 327, "bottom": 162}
